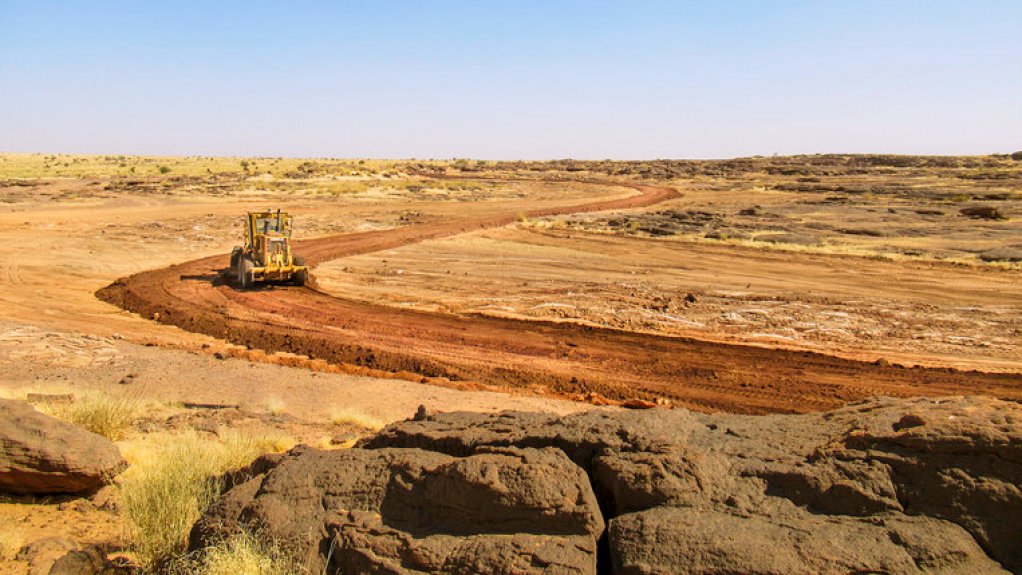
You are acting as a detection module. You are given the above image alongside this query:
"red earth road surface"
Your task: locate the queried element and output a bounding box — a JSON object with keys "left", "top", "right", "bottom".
{"left": 97, "top": 182, "right": 1022, "bottom": 414}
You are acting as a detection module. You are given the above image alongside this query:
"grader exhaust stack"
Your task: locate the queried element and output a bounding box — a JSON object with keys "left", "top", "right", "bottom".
{"left": 230, "top": 209, "right": 309, "bottom": 289}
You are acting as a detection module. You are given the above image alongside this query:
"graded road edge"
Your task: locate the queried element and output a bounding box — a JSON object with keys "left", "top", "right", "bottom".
{"left": 96, "top": 181, "right": 1022, "bottom": 414}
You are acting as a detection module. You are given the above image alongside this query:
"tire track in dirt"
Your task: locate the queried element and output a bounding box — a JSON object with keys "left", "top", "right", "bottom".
{"left": 97, "top": 182, "right": 1022, "bottom": 415}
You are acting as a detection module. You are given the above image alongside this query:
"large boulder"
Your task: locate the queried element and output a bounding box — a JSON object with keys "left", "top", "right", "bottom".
{"left": 365, "top": 396, "right": 1021, "bottom": 574}
{"left": 0, "top": 399, "right": 127, "bottom": 495}
{"left": 190, "top": 446, "right": 604, "bottom": 574}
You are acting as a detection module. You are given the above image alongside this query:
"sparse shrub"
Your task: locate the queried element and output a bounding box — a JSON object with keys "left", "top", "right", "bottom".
{"left": 329, "top": 407, "right": 385, "bottom": 431}
{"left": 44, "top": 391, "right": 141, "bottom": 441}
{"left": 172, "top": 531, "right": 298, "bottom": 575}
{"left": 159, "top": 166, "right": 171, "bottom": 174}
{"left": 120, "top": 434, "right": 224, "bottom": 570}
{"left": 264, "top": 397, "right": 286, "bottom": 416}
{"left": 119, "top": 431, "right": 295, "bottom": 571}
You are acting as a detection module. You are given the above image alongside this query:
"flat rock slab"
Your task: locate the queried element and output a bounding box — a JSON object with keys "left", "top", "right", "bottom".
{"left": 0, "top": 399, "right": 126, "bottom": 495}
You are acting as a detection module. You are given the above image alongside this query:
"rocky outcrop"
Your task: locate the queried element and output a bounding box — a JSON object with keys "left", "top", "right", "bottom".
{"left": 0, "top": 399, "right": 127, "bottom": 495}
{"left": 191, "top": 446, "right": 604, "bottom": 574}
{"left": 194, "top": 396, "right": 1021, "bottom": 574}
{"left": 366, "top": 397, "right": 1020, "bottom": 574}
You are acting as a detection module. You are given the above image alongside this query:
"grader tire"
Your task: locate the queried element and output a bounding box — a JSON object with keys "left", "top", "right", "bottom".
{"left": 238, "top": 257, "right": 254, "bottom": 290}
{"left": 292, "top": 255, "right": 308, "bottom": 287}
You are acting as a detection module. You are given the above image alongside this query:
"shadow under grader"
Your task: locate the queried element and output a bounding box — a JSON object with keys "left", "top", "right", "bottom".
{"left": 190, "top": 268, "right": 308, "bottom": 291}
{"left": 180, "top": 273, "right": 222, "bottom": 283}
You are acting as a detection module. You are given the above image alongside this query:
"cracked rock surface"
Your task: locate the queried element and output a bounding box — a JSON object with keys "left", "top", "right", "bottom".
{"left": 193, "top": 396, "right": 1021, "bottom": 574}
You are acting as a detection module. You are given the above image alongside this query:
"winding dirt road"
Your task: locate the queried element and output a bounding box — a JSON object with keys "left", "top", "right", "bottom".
{"left": 97, "top": 182, "right": 1022, "bottom": 414}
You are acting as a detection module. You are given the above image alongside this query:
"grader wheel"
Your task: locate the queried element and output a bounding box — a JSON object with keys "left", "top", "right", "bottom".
{"left": 292, "top": 255, "right": 308, "bottom": 286}
{"left": 237, "top": 256, "right": 254, "bottom": 289}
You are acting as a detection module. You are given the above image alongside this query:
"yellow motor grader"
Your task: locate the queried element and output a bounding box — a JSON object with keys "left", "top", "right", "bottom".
{"left": 230, "top": 209, "right": 308, "bottom": 289}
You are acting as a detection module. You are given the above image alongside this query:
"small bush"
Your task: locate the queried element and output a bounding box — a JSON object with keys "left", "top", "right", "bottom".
{"left": 263, "top": 397, "right": 286, "bottom": 416}
{"left": 45, "top": 392, "right": 141, "bottom": 441}
{"left": 159, "top": 166, "right": 171, "bottom": 174}
{"left": 119, "top": 431, "right": 295, "bottom": 571}
{"left": 329, "top": 408, "right": 385, "bottom": 431}
{"left": 170, "top": 531, "right": 298, "bottom": 575}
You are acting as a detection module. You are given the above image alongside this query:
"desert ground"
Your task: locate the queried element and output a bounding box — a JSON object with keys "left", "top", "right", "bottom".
{"left": 1, "top": 152, "right": 1020, "bottom": 573}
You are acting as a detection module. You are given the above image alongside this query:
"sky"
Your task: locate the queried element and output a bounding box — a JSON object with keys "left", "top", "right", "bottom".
{"left": 1, "top": 1, "right": 1020, "bottom": 159}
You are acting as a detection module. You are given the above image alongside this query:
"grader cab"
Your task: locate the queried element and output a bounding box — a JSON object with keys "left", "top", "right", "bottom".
{"left": 230, "top": 209, "right": 308, "bottom": 289}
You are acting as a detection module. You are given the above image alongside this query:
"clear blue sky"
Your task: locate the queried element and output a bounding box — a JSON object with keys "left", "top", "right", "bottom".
{"left": 1, "top": 1, "right": 1020, "bottom": 159}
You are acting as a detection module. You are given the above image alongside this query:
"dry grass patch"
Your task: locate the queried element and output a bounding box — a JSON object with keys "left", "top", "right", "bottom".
{"left": 2, "top": 387, "right": 145, "bottom": 441}
{"left": 170, "top": 531, "right": 298, "bottom": 575}
{"left": 263, "top": 396, "right": 287, "bottom": 416}
{"left": 329, "top": 407, "right": 386, "bottom": 431}
{"left": 53, "top": 392, "right": 143, "bottom": 441}
{"left": 118, "top": 430, "right": 296, "bottom": 571}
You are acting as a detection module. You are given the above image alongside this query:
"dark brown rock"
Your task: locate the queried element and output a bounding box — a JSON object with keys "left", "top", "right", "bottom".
{"left": 960, "top": 205, "right": 1006, "bottom": 220}
{"left": 16, "top": 537, "right": 79, "bottom": 575}
{"left": 0, "top": 399, "right": 127, "bottom": 495}
{"left": 48, "top": 546, "right": 108, "bottom": 575}
{"left": 366, "top": 397, "right": 1021, "bottom": 573}
{"left": 16, "top": 537, "right": 78, "bottom": 563}
{"left": 191, "top": 446, "right": 603, "bottom": 574}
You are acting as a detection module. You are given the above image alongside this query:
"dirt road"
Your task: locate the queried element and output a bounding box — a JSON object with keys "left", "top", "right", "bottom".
{"left": 98, "top": 182, "right": 1022, "bottom": 414}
